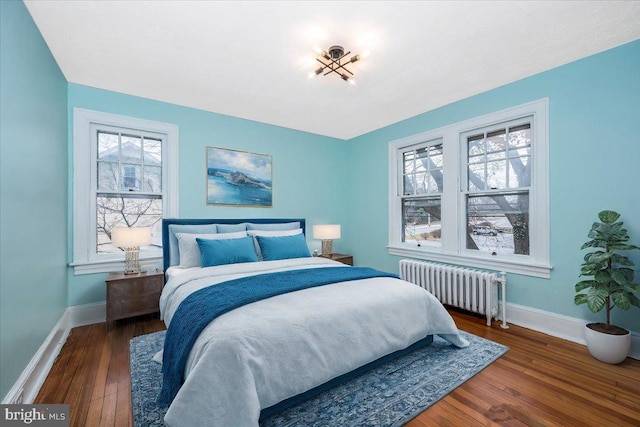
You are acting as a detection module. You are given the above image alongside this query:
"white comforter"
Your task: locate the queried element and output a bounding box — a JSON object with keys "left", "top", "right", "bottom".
{"left": 158, "top": 257, "right": 468, "bottom": 427}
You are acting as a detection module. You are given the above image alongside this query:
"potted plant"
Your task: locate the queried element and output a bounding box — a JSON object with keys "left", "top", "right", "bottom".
{"left": 575, "top": 210, "right": 639, "bottom": 364}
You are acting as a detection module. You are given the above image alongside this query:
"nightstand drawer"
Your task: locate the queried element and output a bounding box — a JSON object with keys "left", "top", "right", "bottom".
{"left": 107, "top": 278, "right": 162, "bottom": 299}
{"left": 107, "top": 294, "right": 160, "bottom": 321}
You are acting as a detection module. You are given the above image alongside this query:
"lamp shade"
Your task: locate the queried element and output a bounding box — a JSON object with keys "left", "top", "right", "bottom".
{"left": 111, "top": 227, "right": 151, "bottom": 248}
{"left": 312, "top": 224, "right": 341, "bottom": 240}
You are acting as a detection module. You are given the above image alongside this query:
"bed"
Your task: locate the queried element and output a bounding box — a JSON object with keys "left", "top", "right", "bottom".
{"left": 157, "top": 218, "right": 468, "bottom": 427}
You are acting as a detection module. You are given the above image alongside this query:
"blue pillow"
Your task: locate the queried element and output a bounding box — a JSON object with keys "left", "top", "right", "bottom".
{"left": 196, "top": 236, "right": 258, "bottom": 267}
{"left": 255, "top": 234, "right": 311, "bottom": 261}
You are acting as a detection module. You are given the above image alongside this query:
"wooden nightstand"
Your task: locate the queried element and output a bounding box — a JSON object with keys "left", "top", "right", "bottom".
{"left": 106, "top": 270, "right": 164, "bottom": 329}
{"left": 319, "top": 253, "right": 353, "bottom": 266}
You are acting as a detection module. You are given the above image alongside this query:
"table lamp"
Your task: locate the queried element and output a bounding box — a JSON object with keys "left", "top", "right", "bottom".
{"left": 313, "top": 224, "right": 341, "bottom": 256}
{"left": 111, "top": 227, "right": 151, "bottom": 274}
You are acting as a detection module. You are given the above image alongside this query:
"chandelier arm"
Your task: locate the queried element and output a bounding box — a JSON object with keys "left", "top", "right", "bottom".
{"left": 323, "top": 66, "right": 340, "bottom": 76}
{"left": 315, "top": 58, "right": 330, "bottom": 71}
{"left": 330, "top": 61, "right": 354, "bottom": 75}
{"left": 340, "top": 51, "right": 352, "bottom": 60}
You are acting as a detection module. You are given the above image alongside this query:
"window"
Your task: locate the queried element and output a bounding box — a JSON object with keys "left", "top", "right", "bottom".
{"left": 401, "top": 140, "right": 443, "bottom": 247}
{"left": 96, "top": 129, "right": 164, "bottom": 254}
{"left": 388, "top": 99, "right": 550, "bottom": 278}
{"left": 73, "top": 109, "right": 178, "bottom": 274}
{"left": 463, "top": 120, "right": 531, "bottom": 256}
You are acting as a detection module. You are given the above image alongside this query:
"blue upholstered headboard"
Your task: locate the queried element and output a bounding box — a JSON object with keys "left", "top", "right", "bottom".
{"left": 161, "top": 218, "right": 306, "bottom": 273}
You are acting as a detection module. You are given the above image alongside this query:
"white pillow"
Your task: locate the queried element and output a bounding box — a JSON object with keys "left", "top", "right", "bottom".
{"left": 176, "top": 231, "right": 247, "bottom": 268}
{"left": 247, "top": 228, "right": 302, "bottom": 260}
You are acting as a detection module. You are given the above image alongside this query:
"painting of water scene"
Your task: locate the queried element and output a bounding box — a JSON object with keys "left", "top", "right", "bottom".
{"left": 207, "top": 147, "right": 272, "bottom": 207}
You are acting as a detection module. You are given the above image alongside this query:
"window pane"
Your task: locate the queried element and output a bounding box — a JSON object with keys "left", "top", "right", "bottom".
{"left": 486, "top": 160, "right": 507, "bottom": 190}
{"left": 468, "top": 163, "right": 485, "bottom": 191}
{"left": 427, "top": 169, "right": 442, "bottom": 193}
{"left": 143, "top": 138, "right": 162, "bottom": 166}
{"left": 486, "top": 129, "right": 506, "bottom": 154}
{"left": 97, "top": 161, "right": 118, "bottom": 191}
{"left": 414, "top": 173, "right": 428, "bottom": 194}
{"left": 431, "top": 153, "right": 443, "bottom": 168}
{"left": 508, "top": 124, "right": 531, "bottom": 149}
{"left": 121, "top": 135, "right": 142, "bottom": 163}
{"left": 468, "top": 138, "right": 484, "bottom": 157}
{"left": 96, "top": 194, "right": 162, "bottom": 253}
{"left": 98, "top": 132, "right": 119, "bottom": 160}
{"left": 121, "top": 164, "right": 141, "bottom": 191}
{"left": 402, "top": 198, "right": 441, "bottom": 246}
{"left": 466, "top": 192, "right": 529, "bottom": 255}
{"left": 403, "top": 151, "right": 415, "bottom": 174}
{"left": 144, "top": 166, "right": 162, "bottom": 192}
{"left": 508, "top": 156, "right": 530, "bottom": 188}
{"left": 403, "top": 175, "right": 416, "bottom": 195}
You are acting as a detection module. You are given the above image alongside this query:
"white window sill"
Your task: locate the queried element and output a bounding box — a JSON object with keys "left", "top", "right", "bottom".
{"left": 70, "top": 255, "right": 162, "bottom": 275}
{"left": 387, "top": 246, "right": 552, "bottom": 279}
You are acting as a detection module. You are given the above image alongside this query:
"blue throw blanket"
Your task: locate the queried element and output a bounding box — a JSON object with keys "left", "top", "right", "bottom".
{"left": 157, "top": 266, "right": 399, "bottom": 406}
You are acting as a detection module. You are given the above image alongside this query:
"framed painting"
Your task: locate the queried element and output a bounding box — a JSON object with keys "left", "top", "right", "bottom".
{"left": 206, "top": 147, "right": 272, "bottom": 207}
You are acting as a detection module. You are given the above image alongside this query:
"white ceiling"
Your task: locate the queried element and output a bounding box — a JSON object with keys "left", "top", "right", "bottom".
{"left": 25, "top": 1, "right": 640, "bottom": 140}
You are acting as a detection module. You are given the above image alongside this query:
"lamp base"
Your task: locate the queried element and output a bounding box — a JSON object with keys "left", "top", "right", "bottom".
{"left": 123, "top": 247, "right": 141, "bottom": 275}
{"left": 321, "top": 239, "right": 333, "bottom": 256}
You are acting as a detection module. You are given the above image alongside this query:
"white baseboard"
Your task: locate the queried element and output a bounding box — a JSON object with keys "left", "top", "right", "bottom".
{"left": 68, "top": 301, "right": 106, "bottom": 327}
{"left": 1, "top": 302, "right": 106, "bottom": 404}
{"left": 502, "top": 302, "right": 640, "bottom": 360}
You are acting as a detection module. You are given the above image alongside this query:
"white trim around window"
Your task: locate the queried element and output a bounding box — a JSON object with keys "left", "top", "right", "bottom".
{"left": 71, "top": 108, "right": 179, "bottom": 275}
{"left": 388, "top": 99, "right": 551, "bottom": 278}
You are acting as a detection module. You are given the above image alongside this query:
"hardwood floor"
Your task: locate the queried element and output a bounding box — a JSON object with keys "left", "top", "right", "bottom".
{"left": 35, "top": 311, "right": 640, "bottom": 426}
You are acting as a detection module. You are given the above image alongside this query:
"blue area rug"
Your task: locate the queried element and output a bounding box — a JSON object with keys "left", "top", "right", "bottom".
{"left": 130, "top": 330, "right": 507, "bottom": 427}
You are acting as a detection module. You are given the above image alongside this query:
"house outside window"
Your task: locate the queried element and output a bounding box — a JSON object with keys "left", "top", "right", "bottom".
{"left": 388, "top": 99, "right": 550, "bottom": 278}
{"left": 72, "top": 109, "right": 178, "bottom": 274}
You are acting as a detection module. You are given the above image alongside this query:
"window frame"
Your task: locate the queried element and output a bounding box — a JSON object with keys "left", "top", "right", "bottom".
{"left": 72, "top": 108, "right": 179, "bottom": 275}
{"left": 388, "top": 99, "right": 551, "bottom": 278}
{"left": 400, "top": 139, "right": 444, "bottom": 248}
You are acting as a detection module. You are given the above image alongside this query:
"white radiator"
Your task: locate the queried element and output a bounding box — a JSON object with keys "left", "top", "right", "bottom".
{"left": 399, "top": 259, "right": 508, "bottom": 328}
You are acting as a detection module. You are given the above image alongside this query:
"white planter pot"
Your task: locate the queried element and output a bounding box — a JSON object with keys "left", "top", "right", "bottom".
{"left": 584, "top": 324, "right": 631, "bottom": 364}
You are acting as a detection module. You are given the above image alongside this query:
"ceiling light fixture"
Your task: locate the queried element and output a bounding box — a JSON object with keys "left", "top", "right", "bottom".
{"left": 309, "top": 45, "right": 360, "bottom": 85}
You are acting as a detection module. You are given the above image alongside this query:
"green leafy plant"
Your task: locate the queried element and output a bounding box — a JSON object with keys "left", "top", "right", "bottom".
{"left": 575, "top": 210, "right": 639, "bottom": 330}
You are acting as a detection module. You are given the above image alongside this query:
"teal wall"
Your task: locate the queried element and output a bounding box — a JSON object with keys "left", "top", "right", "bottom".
{"left": 67, "top": 84, "right": 349, "bottom": 305}
{"left": 346, "top": 40, "right": 640, "bottom": 333}
{"left": 0, "top": 0, "right": 69, "bottom": 399}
